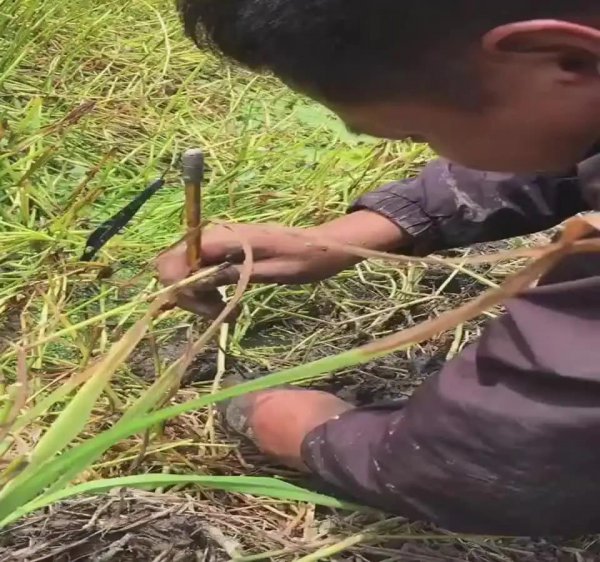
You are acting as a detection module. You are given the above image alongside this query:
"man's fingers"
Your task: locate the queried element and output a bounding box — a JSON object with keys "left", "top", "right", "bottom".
{"left": 224, "top": 248, "right": 246, "bottom": 264}
{"left": 156, "top": 243, "right": 191, "bottom": 286}
{"left": 157, "top": 222, "right": 303, "bottom": 289}
{"left": 201, "top": 223, "right": 270, "bottom": 264}
{"left": 176, "top": 288, "right": 241, "bottom": 322}
{"left": 249, "top": 258, "right": 306, "bottom": 284}
{"left": 195, "top": 259, "right": 301, "bottom": 288}
{"left": 187, "top": 264, "right": 241, "bottom": 292}
{"left": 177, "top": 265, "right": 241, "bottom": 320}
{"left": 175, "top": 259, "right": 303, "bottom": 321}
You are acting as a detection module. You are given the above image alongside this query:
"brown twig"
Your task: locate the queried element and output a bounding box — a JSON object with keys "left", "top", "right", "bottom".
{"left": 0, "top": 348, "right": 29, "bottom": 445}
{"left": 358, "top": 213, "right": 600, "bottom": 356}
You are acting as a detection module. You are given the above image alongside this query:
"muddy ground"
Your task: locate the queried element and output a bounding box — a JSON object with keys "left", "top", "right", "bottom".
{"left": 3, "top": 489, "right": 599, "bottom": 562}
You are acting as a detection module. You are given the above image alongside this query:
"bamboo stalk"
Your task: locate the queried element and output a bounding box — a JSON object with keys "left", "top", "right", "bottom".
{"left": 182, "top": 148, "right": 204, "bottom": 270}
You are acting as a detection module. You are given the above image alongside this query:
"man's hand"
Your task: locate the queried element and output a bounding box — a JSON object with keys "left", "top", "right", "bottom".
{"left": 157, "top": 210, "right": 409, "bottom": 318}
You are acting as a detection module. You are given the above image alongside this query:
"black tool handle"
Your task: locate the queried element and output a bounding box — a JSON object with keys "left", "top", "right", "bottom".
{"left": 81, "top": 177, "right": 165, "bottom": 261}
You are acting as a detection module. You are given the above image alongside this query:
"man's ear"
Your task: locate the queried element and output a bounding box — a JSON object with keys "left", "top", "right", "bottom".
{"left": 482, "top": 20, "right": 600, "bottom": 78}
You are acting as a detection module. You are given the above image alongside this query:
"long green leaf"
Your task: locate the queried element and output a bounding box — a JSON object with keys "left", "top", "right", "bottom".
{"left": 5, "top": 372, "right": 90, "bottom": 436}
{"left": 30, "top": 307, "right": 156, "bottom": 466}
{"left": 0, "top": 347, "right": 366, "bottom": 522}
{"left": 0, "top": 301, "right": 162, "bottom": 506}
{"left": 2, "top": 474, "right": 359, "bottom": 527}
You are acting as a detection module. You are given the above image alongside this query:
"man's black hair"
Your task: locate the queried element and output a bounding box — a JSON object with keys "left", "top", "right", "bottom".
{"left": 178, "top": 0, "right": 596, "bottom": 106}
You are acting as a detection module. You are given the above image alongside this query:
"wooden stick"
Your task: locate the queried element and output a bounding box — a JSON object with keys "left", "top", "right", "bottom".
{"left": 182, "top": 148, "right": 204, "bottom": 271}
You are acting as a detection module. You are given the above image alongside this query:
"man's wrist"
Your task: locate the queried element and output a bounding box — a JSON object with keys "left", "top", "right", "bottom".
{"left": 313, "top": 210, "right": 412, "bottom": 254}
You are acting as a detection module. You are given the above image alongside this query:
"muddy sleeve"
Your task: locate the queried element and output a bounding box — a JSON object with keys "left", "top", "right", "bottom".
{"left": 350, "top": 158, "right": 589, "bottom": 255}
{"left": 300, "top": 248, "right": 600, "bottom": 536}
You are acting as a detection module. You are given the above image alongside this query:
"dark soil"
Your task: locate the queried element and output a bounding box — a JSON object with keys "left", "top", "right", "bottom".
{"left": 126, "top": 272, "right": 456, "bottom": 404}
{"left": 0, "top": 492, "right": 229, "bottom": 562}
{"left": 2, "top": 492, "right": 598, "bottom": 562}
{"left": 127, "top": 330, "right": 227, "bottom": 385}
{"left": 0, "top": 303, "right": 23, "bottom": 356}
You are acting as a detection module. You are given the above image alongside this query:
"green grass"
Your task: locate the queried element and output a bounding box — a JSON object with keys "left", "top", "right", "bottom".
{"left": 0, "top": 0, "right": 430, "bottom": 368}
{"left": 0, "top": 0, "right": 585, "bottom": 560}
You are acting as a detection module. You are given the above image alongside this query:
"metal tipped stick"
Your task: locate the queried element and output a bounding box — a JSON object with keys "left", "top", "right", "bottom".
{"left": 182, "top": 149, "right": 204, "bottom": 271}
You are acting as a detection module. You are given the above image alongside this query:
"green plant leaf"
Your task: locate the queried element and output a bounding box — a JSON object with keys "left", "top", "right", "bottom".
{"left": 0, "top": 302, "right": 161, "bottom": 509}
{"left": 0, "top": 347, "right": 366, "bottom": 523}
{"left": 15, "top": 98, "right": 43, "bottom": 134}
{"left": 3, "top": 474, "right": 360, "bottom": 527}
{"left": 31, "top": 308, "right": 156, "bottom": 465}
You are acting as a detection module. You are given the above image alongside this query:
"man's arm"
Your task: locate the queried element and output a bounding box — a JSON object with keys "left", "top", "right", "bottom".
{"left": 157, "top": 156, "right": 593, "bottom": 318}
{"left": 351, "top": 158, "right": 590, "bottom": 255}
{"left": 300, "top": 220, "right": 600, "bottom": 536}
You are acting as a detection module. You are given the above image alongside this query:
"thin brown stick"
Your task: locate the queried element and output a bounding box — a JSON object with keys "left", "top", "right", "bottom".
{"left": 209, "top": 213, "right": 600, "bottom": 268}
{"left": 0, "top": 348, "right": 29, "bottom": 445}
{"left": 182, "top": 149, "right": 205, "bottom": 270}
{"left": 359, "top": 213, "right": 600, "bottom": 356}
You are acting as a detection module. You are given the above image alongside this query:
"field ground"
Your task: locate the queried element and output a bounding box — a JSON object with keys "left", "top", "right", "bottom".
{"left": 0, "top": 1, "right": 597, "bottom": 560}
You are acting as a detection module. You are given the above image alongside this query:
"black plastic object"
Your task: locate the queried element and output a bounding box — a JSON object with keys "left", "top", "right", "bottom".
{"left": 80, "top": 176, "right": 166, "bottom": 261}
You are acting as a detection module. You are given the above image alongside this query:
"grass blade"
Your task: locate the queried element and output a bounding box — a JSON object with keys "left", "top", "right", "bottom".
{"left": 30, "top": 302, "right": 162, "bottom": 465}
{"left": 3, "top": 474, "right": 359, "bottom": 527}
{"left": 0, "top": 297, "right": 166, "bottom": 505}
